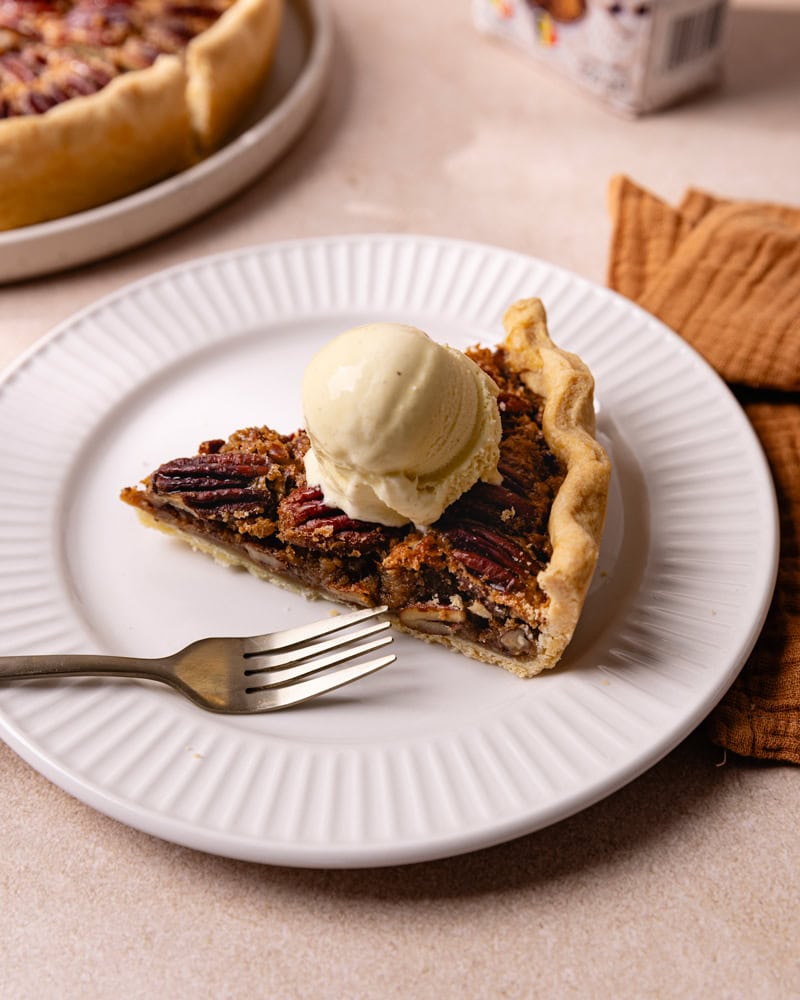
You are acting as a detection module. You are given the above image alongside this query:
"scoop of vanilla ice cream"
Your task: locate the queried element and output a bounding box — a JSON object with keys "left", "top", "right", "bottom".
{"left": 301, "top": 322, "right": 502, "bottom": 527}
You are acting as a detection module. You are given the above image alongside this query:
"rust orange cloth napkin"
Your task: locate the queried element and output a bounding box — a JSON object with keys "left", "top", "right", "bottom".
{"left": 607, "top": 175, "right": 800, "bottom": 763}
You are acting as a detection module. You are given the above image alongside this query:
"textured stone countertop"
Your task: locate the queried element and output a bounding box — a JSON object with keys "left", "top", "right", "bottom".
{"left": 3, "top": 1, "right": 799, "bottom": 996}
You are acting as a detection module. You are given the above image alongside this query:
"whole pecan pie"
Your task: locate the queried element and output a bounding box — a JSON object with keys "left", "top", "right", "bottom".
{"left": 0, "top": 0, "right": 284, "bottom": 229}
{"left": 121, "top": 299, "right": 611, "bottom": 676}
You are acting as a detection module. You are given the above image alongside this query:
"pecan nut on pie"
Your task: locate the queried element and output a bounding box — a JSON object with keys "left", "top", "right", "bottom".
{"left": 121, "top": 298, "right": 611, "bottom": 676}
{"left": 0, "top": 0, "right": 284, "bottom": 230}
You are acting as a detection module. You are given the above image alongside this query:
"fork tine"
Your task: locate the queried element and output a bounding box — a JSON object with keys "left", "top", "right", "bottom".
{"left": 244, "top": 653, "right": 396, "bottom": 712}
{"left": 244, "top": 620, "right": 391, "bottom": 669}
{"left": 240, "top": 606, "right": 389, "bottom": 655}
{"left": 244, "top": 634, "right": 394, "bottom": 689}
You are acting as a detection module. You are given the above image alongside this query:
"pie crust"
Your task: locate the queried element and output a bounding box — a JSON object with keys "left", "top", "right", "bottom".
{"left": 0, "top": 0, "right": 284, "bottom": 231}
{"left": 121, "top": 298, "right": 611, "bottom": 676}
{"left": 501, "top": 297, "right": 610, "bottom": 672}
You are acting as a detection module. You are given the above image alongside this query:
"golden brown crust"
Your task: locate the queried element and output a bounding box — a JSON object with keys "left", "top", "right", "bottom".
{"left": 501, "top": 298, "right": 610, "bottom": 673}
{"left": 186, "top": 0, "right": 284, "bottom": 151}
{"left": 0, "top": 0, "right": 284, "bottom": 231}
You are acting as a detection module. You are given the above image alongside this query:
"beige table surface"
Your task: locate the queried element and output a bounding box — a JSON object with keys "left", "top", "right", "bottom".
{"left": 3, "top": 1, "right": 800, "bottom": 997}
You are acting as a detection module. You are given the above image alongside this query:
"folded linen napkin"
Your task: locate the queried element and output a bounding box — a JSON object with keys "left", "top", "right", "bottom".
{"left": 607, "top": 176, "right": 800, "bottom": 763}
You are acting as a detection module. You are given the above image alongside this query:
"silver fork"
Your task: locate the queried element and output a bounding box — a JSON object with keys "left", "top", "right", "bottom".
{"left": 0, "top": 606, "right": 395, "bottom": 713}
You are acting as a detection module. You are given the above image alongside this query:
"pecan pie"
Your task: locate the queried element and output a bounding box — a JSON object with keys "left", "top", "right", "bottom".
{"left": 0, "top": 0, "right": 284, "bottom": 230}
{"left": 121, "top": 299, "right": 611, "bottom": 676}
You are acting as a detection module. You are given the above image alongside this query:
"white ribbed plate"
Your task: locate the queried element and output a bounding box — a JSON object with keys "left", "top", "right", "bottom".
{"left": 0, "top": 235, "right": 778, "bottom": 867}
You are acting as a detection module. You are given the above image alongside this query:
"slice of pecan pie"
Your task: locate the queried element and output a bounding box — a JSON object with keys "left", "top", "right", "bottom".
{"left": 121, "top": 299, "right": 611, "bottom": 676}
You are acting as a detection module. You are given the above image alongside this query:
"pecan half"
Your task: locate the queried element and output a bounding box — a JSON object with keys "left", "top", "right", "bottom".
{"left": 20, "top": 87, "right": 54, "bottom": 112}
{"left": 399, "top": 603, "right": 466, "bottom": 636}
{"left": 0, "top": 51, "right": 36, "bottom": 81}
{"left": 279, "top": 486, "right": 396, "bottom": 553}
{"left": 165, "top": 3, "right": 222, "bottom": 18}
{"left": 447, "top": 481, "right": 543, "bottom": 527}
{"left": 442, "top": 524, "right": 538, "bottom": 592}
{"left": 279, "top": 485, "right": 333, "bottom": 527}
{"left": 151, "top": 452, "right": 277, "bottom": 517}
{"left": 499, "top": 627, "right": 535, "bottom": 654}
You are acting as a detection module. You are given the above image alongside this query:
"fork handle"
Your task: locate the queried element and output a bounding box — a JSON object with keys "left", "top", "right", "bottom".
{"left": 0, "top": 653, "right": 164, "bottom": 682}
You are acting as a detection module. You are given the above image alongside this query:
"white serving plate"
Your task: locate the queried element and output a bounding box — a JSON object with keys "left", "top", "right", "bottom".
{"left": 0, "top": 235, "right": 778, "bottom": 867}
